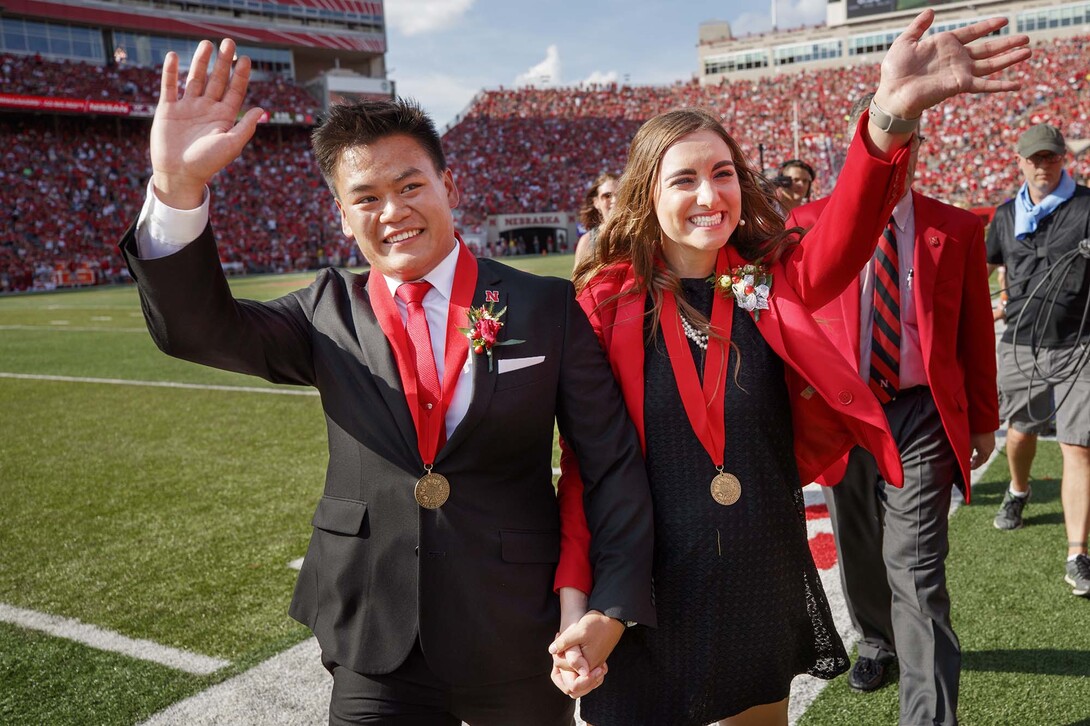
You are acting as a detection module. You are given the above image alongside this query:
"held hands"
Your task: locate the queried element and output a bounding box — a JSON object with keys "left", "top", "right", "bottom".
{"left": 548, "top": 610, "right": 625, "bottom": 698}
{"left": 871, "top": 10, "right": 1030, "bottom": 143}
{"left": 150, "top": 38, "right": 265, "bottom": 209}
{"left": 549, "top": 633, "right": 607, "bottom": 699}
{"left": 969, "top": 432, "right": 997, "bottom": 470}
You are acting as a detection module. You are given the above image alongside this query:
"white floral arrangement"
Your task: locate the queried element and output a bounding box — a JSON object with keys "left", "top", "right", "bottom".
{"left": 713, "top": 263, "right": 773, "bottom": 321}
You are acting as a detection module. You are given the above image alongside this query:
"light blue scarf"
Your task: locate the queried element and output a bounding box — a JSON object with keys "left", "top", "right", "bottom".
{"left": 1015, "top": 170, "right": 1075, "bottom": 239}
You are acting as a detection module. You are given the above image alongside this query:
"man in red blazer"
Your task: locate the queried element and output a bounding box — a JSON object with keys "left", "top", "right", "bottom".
{"left": 787, "top": 95, "right": 999, "bottom": 726}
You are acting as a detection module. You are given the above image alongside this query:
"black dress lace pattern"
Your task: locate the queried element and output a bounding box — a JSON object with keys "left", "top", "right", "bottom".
{"left": 581, "top": 278, "right": 849, "bottom": 726}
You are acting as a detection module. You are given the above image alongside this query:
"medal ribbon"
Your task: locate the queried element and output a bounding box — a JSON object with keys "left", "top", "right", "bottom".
{"left": 368, "top": 234, "right": 478, "bottom": 466}
{"left": 659, "top": 248, "right": 733, "bottom": 469}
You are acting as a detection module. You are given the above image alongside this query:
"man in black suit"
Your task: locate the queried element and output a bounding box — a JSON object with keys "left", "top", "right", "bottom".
{"left": 120, "top": 39, "right": 654, "bottom": 725}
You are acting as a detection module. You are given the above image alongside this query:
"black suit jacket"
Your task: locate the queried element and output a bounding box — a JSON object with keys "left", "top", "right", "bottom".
{"left": 120, "top": 225, "right": 655, "bottom": 686}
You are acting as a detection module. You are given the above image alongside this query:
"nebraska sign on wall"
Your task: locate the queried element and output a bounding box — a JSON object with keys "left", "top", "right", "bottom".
{"left": 487, "top": 211, "right": 578, "bottom": 254}
{"left": 0, "top": 93, "right": 132, "bottom": 115}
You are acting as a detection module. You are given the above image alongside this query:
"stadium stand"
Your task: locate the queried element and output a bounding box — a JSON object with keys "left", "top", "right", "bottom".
{"left": 2, "top": 34, "right": 1088, "bottom": 292}
{"left": 2, "top": 52, "right": 321, "bottom": 116}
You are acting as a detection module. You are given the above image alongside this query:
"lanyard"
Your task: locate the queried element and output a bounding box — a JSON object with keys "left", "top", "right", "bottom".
{"left": 658, "top": 248, "right": 733, "bottom": 468}
{"left": 367, "top": 238, "right": 478, "bottom": 465}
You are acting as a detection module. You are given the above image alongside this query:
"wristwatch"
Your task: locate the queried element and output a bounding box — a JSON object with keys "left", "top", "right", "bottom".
{"left": 869, "top": 97, "right": 920, "bottom": 134}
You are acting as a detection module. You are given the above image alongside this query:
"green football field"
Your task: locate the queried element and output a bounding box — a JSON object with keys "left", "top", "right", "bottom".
{"left": 1, "top": 254, "right": 1087, "bottom": 725}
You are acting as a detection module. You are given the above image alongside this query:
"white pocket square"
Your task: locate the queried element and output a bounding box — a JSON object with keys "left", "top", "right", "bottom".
{"left": 497, "top": 356, "right": 545, "bottom": 374}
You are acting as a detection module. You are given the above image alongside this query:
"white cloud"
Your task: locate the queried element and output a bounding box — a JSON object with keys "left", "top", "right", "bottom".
{"left": 730, "top": 11, "right": 771, "bottom": 36}
{"left": 777, "top": 0, "right": 827, "bottom": 28}
{"left": 386, "top": 0, "right": 475, "bottom": 37}
{"left": 730, "top": 0, "right": 824, "bottom": 36}
{"left": 514, "top": 45, "right": 562, "bottom": 87}
{"left": 581, "top": 70, "right": 619, "bottom": 87}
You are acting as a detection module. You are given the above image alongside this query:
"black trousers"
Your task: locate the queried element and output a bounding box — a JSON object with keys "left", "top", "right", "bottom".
{"left": 325, "top": 642, "right": 576, "bottom": 726}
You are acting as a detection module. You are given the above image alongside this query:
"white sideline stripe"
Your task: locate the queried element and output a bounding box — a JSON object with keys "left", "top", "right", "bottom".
{"left": 802, "top": 481, "right": 825, "bottom": 506}
{"left": 0, "top": 324, "right": 149, "bottom": 333}
{"left": 0, "top": 603, "right": 229, "bottom": 675}
{"left": 0, "top": 372, "right": 318, "bottom": 397}
{"left": 806, "top": 517, "right": 834, "bottom": 538}
{"left": 140, "top": 637, "right": 330, "bottom": 726}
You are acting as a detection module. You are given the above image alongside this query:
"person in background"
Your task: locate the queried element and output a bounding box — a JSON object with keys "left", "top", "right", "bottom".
{"left": 789, "top": 91, "right": 999, "bottom": 725}
{"left": 987, "top": 123, "right": 1090, "bottom": 599}
{"left": 550, "top": 12, "right": 1028, "bottom": 725}
{"left": 773, "top": 158, "right": 815, "bottom": 215}
{"left": 572, "top": 172, "right": 618, "bottom": 271}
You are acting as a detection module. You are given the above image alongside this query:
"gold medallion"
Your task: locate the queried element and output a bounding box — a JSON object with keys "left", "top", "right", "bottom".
{"left": 710, "top": 472, "right": 742, "bottom": 506}
{"left": 415, "top": 472, "right": 450, "bottom": 509}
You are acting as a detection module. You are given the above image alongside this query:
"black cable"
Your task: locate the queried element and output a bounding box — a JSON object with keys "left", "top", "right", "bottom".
{"left": 990, "top": 238, "right": 1090, "bottom": 299}
{"left": 1007, "top": 240, "right": 1090, "bottom": 423}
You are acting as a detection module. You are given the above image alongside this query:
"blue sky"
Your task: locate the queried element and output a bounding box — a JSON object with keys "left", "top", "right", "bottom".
{"left": 383, "top": 0, "right": 826, "bottom": 128}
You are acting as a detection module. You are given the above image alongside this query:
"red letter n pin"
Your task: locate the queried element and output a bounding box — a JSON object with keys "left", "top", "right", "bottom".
{"left": 485, "top": 290, "right": 500, "bottom": 303}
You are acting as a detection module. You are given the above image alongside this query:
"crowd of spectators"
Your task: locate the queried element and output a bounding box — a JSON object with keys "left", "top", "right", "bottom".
{"left": 446, "top": 33, "right": 1090, "bottom": 229}
{"left": 1, "top": 33, "right": 1087, "bottom": 292}
{"left": 1, "top": 53, "right": 320, "bottom": 116}
{"left": 0, "top": 115, "right": 345, "bottom": 292}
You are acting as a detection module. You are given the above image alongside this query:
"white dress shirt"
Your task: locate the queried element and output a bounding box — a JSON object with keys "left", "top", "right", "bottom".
{"left": 135, "top": 184, "right": 474, "bottom": 436}
{"left": 857, "top": 190, "right": 927, "bottom": 390}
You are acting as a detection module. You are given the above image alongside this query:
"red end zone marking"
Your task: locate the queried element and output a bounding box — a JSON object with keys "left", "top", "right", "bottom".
{"left": 805, "top": 503, "right": 837, "bottom": 569}
{"left": 808, "top": 532, "right": 838, "bottom": 570}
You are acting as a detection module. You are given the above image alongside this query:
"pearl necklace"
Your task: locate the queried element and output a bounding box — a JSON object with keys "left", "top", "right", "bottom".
{"left": 678, "top": 310, "right": 708, "bottom": 351}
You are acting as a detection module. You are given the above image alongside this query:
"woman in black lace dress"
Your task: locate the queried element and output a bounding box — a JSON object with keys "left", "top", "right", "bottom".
{"left": 549, "top": 11, "right": 1029, "bottom": 725}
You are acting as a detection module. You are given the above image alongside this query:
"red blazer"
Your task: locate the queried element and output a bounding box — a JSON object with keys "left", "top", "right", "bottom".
{"left": 788, "top": 191, "right": 999, "bottom": 502}
{"left": 554, "top": 124, "right": 911, "bottom": 593}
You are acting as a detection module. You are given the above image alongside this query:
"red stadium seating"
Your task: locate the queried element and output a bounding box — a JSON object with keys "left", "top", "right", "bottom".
{"left": 1, "top": 35, "right": 1088, "bottom": 292}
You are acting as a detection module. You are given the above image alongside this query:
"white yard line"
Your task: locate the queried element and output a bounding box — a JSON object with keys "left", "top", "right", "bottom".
{"left": 139, "top": 638, "right": 330, "bottom": 726}
{"left": 0, "top": 324, "right": 149, "bottom": 333}
{"left": 0, "top": 603, "right": 228, "bottom": 676}
{"left": 0, "top": 372, "right": 317, "bottom": 397}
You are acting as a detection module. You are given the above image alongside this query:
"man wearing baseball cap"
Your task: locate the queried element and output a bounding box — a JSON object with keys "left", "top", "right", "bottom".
{"left": 986, "top": 123, "right": 1090, "bottom": 598}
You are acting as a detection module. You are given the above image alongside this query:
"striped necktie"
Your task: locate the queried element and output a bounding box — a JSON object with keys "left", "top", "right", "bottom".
{"left": 869, "top": 217, "right": 901, "bottom": 404}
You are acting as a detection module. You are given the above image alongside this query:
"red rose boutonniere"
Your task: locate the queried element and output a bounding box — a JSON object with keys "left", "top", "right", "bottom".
{"left": 462, "top": 303, "right": 524, "bottom": 371}
{"left": 712, "top": 262, "right": 773, "bottom": 321}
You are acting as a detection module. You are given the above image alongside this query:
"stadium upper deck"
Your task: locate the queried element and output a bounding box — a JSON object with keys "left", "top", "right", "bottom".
{"left": 698, "top": 0, "right": 1090, "bottom": 82}
{"left": 0, "top": 0, "right": 390, "bottom": 110}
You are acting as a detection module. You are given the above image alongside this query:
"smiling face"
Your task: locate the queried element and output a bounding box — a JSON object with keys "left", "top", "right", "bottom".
{"left": 333, "top": 133, "right": 460, "bottom": 281}
{"left": 653, "top": 129, "right": 742, "bottom": 278}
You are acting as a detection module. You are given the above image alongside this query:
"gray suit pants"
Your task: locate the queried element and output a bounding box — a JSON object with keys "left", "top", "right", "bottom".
{"left": 824, "top": 386, "right": 961, "bottom": 726}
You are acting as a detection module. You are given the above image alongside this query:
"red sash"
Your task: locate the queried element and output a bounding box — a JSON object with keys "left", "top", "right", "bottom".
{"left": 368, "top": 237, "right": 478, "bottom": 465}
{"left": 659, "top": 248, "right": 734, "bottom": 470}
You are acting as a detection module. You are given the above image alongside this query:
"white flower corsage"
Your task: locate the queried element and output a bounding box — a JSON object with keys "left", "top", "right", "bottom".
{"left": 713, "top": 263, "right": 772, "bottom": 321}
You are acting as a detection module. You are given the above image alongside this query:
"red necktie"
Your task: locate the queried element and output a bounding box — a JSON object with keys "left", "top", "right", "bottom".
{"left": 396, "top": 282, "right": 445, "bottom": 442}
{"left": 869, "top": 217, "right": 901, "bottom": 404}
